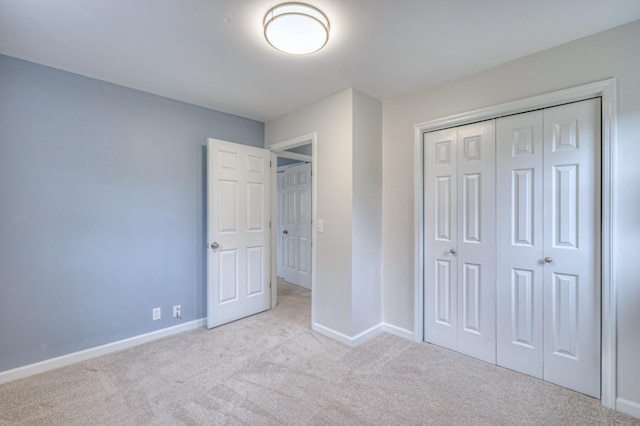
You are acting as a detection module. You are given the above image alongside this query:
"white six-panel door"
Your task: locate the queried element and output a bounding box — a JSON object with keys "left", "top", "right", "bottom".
{"left": 424, "top": 121, "right": 497, "bottom": 363}
{"left": 282, "top": 163, "right": 312, "bottom": 289}
{"left": 207, "top": 138, "right": 271, "bottom": 328}
{"left": 495, "top": 98, "right": 600, "bottom": 398}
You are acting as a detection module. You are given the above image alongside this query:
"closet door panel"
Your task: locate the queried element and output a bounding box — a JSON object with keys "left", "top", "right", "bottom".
{"left": 496, "top": 110, "right": 544, "bottom": 378}
{"left": 456, "top": 121, "right": 496, "bottom": 363}
{"left": 424, "top": 128, "right": 459, "bottom": 351}
{"left": 542, "top": 99, "right": 601, "bottom": 398}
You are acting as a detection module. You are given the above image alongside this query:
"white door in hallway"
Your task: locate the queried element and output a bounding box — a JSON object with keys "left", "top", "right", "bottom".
{"left": 496, "top": 99, "right": 601, "bottom": 398}
{"left": 276, "top": 172, "right": 286, "bottom": 278}
{"left": 424, "top": 120, "right": 497, "bottom": 363}
{"left": 207, "top": 138, "right": 271, "bottom": 328}
{"left": 281, "top": 163, "right": 312, "bottom": 289}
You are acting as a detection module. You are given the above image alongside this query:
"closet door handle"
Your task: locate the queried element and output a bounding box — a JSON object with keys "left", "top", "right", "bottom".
{"left": 450, "top": 249, "right": 457, "bottom": 255}
{"left": 544, "top": 257, "right": 552, "bottom": 263}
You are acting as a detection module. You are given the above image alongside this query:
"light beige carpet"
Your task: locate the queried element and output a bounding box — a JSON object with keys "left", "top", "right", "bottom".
{"left": 0, "top": 279, "right": 637, "bottom": 425}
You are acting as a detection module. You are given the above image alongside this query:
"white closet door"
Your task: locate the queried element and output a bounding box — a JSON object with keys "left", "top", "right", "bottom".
{"left": 542, "top": 99, "right": 601, "bottom": 398}
{"left": 496, "top": 110, "right": 544, "bottom": 378}
{"left": 456, "top": 122, "right": 496, "bottom": 363}
{"left": 424, "top": 128, "right": 459, "bottom": 351}
{"left": 424, "top": 121, "right": 496, "bottom": 362}
{"left": 496, "top": 99, "right": 601, "bottom": 397}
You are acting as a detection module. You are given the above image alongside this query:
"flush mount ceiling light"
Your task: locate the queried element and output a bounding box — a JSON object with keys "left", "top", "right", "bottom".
{"left": 263, "top": 3, "right": 330, "bottom": 55}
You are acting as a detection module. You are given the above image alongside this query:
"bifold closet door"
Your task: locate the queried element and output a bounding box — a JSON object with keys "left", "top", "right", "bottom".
{"left": 542, "top": 99, "right": 601, "bottom": 398}
{"left": 424, "top": 127, "right": 458, "bottom": 351}
{"left": 424, "top": 121, "right": 496, "bottom": 363}
{"left": 496, "top": 110, "right": 545, "bottom": 378}
{"left": 496, "top": 98, "right": 601, "bottom": 398}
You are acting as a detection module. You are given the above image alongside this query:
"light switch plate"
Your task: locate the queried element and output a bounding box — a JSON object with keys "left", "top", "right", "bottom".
{"left": 317, "top": 219, "right": 324, "bottom": 233}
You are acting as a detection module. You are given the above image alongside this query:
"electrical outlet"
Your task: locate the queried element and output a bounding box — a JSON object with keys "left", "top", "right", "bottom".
{"left": 152, "top": 307, "right": 161, "bottom": 320}
{"left": 173, "top": 305, "right": 181, "bottom": 319}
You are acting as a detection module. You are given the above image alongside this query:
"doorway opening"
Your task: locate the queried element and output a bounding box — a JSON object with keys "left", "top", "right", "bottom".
{"left": 269, "top": 133, "right": 317, "bottom": 325}
{"left": 276, "top": 145, "right": 312, "bottom": 290}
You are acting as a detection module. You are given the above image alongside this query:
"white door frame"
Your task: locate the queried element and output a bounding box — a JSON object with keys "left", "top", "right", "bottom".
{"left": 268, "top": 133, "right": 317, "bottom": 323}
{"left": 413, "top": 79, "right": 617, "bottom": 408}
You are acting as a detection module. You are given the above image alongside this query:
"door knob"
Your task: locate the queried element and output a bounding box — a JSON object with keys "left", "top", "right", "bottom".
{"left": 283, "top": 230, "right": 288, "bottom": 234}
{"left": 544, "top": 257, "right": 552, "bottom": 263}
{"left": 450, "top": 248, "right": 457, "bottom": 255}
{"left": 210, "top": 242, "right": 220, "bottom": 249}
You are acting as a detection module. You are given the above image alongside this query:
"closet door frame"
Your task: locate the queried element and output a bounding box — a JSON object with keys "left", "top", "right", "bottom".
{"left": 413, "top": 79, "right": 617, "bottom": 409}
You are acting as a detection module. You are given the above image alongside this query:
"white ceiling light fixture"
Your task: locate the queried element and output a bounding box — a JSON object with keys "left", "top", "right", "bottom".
{"left": 263, "top": 3, "right": 330, "bottom": 55}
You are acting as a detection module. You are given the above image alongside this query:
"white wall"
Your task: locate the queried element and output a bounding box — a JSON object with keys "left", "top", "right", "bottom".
{"left": 352, "top": 91, "right": 383, "bottom": 335}
{"left": 381, "top": 20, "right": 640, "bottom": 412}
{"left": 267, "top": 89, "right": 354, "bottom": 336}
{"left": 266, "top": 88, "right": 383, "bottom": 340}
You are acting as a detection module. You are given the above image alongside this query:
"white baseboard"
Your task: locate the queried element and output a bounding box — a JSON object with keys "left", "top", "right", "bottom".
{"left": 352, "top": 323, "right": 384, "bottom": 346}
{"left": 617, "top": 397, "right": 640, "bottom": 419}
{"left": 312, "top": 323, "right": 355, "bottom": 346}
{"left": 0, "top": 318, "right": 206, "bottom": 385}
{"left": 382, "top": 323, "right": 415, "bottom": 340}
{"left": 312, "top": 322, "right": 383, "bottom": 346}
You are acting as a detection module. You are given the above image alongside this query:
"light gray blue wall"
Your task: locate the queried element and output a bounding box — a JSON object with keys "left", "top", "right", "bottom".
{"left": 0, "top": 55, "right": 264, "bottom": 372}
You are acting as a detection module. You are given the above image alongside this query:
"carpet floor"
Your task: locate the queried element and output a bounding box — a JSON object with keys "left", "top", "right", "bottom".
{"left": 0, "top": 279, "right": 638, "bottom": 425}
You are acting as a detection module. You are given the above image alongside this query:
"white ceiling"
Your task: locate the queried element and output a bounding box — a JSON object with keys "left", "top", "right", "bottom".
{"left": 2, "top": 1, "right": 639, "bottom": 122}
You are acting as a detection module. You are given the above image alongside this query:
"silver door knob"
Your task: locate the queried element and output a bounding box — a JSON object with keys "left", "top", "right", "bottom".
{"left": 210, "top": 242, "right": 220, "bottom": 249}
{"left": 544, "top": 257, "right": 552, "bottom": 263}
{"left": 450, "top": 249, "right": 457, "bottom": 255}
{"left": 283, "top": 230, "right": 288, "bottom": 234}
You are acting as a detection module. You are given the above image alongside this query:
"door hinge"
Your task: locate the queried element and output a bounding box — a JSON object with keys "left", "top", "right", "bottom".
{"left": 269, "top": 221, "right": 272, "bottom": 228}
{"left": 270, "top": 160, "right": 272, "bottom": 168}
{"left": 269, "top": 281, "right": 272, "bottom": 288}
